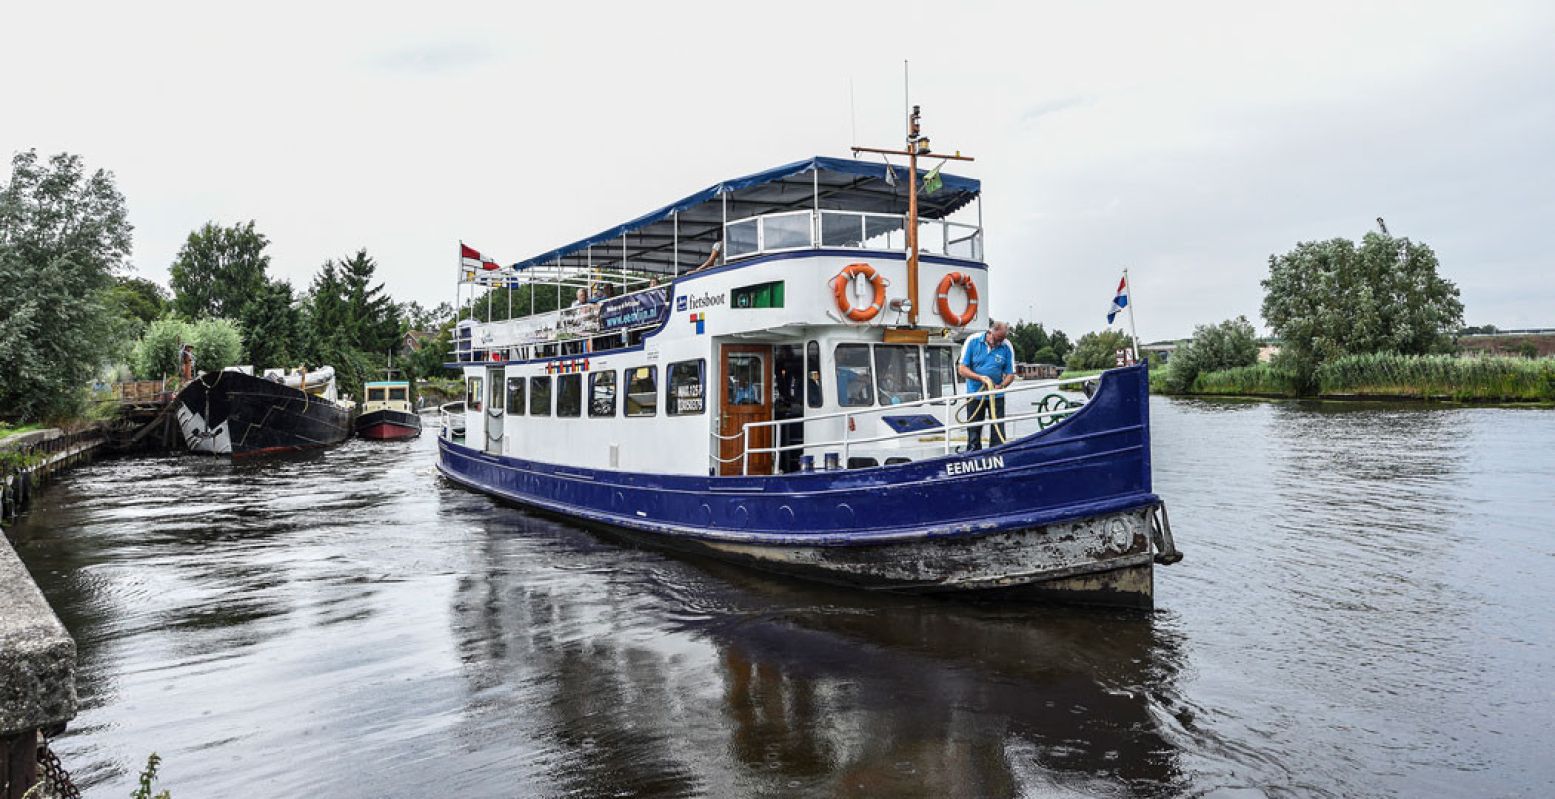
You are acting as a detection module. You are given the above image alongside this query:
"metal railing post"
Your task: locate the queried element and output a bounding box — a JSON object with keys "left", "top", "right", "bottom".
{"left": 841, "top": 411, "right": 851, "bottom": 466}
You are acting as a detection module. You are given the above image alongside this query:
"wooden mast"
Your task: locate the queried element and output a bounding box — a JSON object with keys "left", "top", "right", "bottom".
{"left": 852, "top": 105, "right": 973, "bottom": 328}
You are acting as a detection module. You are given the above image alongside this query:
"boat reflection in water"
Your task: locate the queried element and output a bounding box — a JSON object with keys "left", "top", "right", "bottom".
{"left": 449, "top": 510, "right": 1190, "bottom": 797}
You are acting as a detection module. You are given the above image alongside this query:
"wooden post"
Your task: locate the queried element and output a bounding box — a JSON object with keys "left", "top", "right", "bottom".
{"left": 1, "top": 730, "right": 39, "bottom": 799}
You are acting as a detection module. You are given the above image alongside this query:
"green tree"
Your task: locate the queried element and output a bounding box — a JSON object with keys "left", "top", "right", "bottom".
{"left": 0, "top": 150, "right": 132, "bottom": 420}
{"left": 1160, "top": 316, "right": 1261, "bottom": 393}
{"left": 106, "top": 275, "right": 169, "bottom": 325}
{"left": 1261, "top": 231, "right": 1463, "bottom": 383}
{"left": 169, "top": 221, "right": 270, "bottom": 319}
{"left": 241, "top": 279, "right": 301, "bottom": 368}
{"left": 299, "top": 250, "right": 405, "bottom": 400}
{"left": 1048, "top": 330, "right": 1073, "bottom": 362}
{"left": 188, "top": 317, "right": 244, "bottom": 371}
{"left": 1007, "top": 321, "right": 1049, "bottom": 363}
{"left": 130, "top": 317, "right": 189, "bottom": 380}
{"left": 337, "top": 249, "right": 400, "bottom": 356}
{"left": 1065, "top": 330, "right": 1136, "bottom": 370}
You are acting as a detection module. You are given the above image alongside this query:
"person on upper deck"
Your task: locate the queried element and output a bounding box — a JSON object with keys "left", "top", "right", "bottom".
{"left": 572, "top": 288, "right": 589, "bottom": 307}
{"left": 685, "top": 240, "right": 722, "bottom": 276}
{"left": 957, "top": 321, "right": 1016, "bottom": 451}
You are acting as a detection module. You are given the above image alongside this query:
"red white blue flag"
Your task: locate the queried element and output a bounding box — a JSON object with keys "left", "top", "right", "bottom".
{"left": 1106, "top": 273, "right": 1129, "bottom": 324}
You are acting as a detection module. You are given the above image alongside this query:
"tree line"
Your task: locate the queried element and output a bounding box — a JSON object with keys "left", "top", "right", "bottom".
{"left": 0, "top": 149, "right": 452, "bottom": 422}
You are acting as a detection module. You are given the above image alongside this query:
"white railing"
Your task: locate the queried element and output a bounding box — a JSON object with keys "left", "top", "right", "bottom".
{"left": 451, "top": 285, "right": 667, "bottom": 360}
{"left": 723, "top": 210, "right": 984, "bottom": 263}
{"left": 711, "top": 374, "right": 1095, "bottom": 475}
{"left": 440, "top": 401, "right": 467, "bottom": 441}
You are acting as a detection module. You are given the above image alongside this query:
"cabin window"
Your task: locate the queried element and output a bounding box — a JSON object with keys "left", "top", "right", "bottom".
{"left": 732, "top": 281, "right": 785, "bottom": 309}
{"left": 589, "top": 371, "right": 617, "bottom": 418}
{"left": 529, "top": 376, "right": 551, "bottom": 416}
{"left": 834, "top": 344, "right": 874, "bottom": 407}
{"left": 926, "top": 346, "right": 957, "bottom": 399}
{"left": 388, "top": 387, "right": 408, "bottom": 402}
{"left": 763, "top": 213, "right": 811, "bottom": 250}
{"left": 873, "top": 345, "right": 924, "bottom": 405}
{"left": 725, "top": 218, "right": 758, "bottom": 258}
{"left": 466, "top": 377, "right": 483, "bottom": 412}
{"left": 805, "top": 341, "right": 822, "bottom": 408}
{"left": 557, "top": 374, "right": 582, "bottom": 417}
{"left": 666, "top": 359, "right": 706, "bottom": 416}
{"left": 506, "top": 377, "right": 525, "bottom": 415}
{"left": 725, "top": 353, "right": 765, "bottom": 406}
{"left": 625, "top": 366, "right": 657, "bottom": 417}
{"left": 367, "top": 388, "right": 386, "bottom": 402}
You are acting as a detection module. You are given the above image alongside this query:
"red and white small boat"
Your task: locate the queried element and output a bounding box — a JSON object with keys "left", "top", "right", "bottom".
{"left": 355, "top": 380, "right": 422, "bottom": 440}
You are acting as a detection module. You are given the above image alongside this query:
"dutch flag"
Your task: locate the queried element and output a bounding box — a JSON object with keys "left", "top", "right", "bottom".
{"left": 1106, "top": 273, "right": 1129, "bottom": 325}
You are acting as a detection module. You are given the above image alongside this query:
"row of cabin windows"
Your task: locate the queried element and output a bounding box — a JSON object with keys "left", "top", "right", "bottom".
{"left": 466, "top": 343, "right": 959, "bottom": 416}
{"left": 486, "top": 359, "right": 708, "bottom": 419}
{"left": 366, "top": 386, "right": 409, "bottom": 402}
{"left": 824, "top": 343, "right": 959, "bottom": 408}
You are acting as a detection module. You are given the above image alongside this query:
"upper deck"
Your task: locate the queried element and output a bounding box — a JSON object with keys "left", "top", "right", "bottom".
{"left": 453, "top": 157, "right": 986, "bottom": 362}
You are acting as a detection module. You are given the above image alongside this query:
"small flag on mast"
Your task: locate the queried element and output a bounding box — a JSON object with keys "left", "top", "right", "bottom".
{"left": 461, "top": 243, "right": 501, "bottom": 272}
{"left": 1106, "top": 273, "right": 1130, "bottom": 325}
{"left": 921, "top": 161, "right": 944, "bottom": 195}
{"left": 882, "top": 161, "right": 897, "bottom": 188}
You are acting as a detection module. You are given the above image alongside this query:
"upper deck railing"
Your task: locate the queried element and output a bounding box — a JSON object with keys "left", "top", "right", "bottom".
{"left": 724, "top": 210, "right": 984, "bottom": 262}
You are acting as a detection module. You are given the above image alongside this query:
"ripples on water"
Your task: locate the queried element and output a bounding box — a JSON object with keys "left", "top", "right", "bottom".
{"left": 7, "top": 399, "right": 1553, "bottom": 798}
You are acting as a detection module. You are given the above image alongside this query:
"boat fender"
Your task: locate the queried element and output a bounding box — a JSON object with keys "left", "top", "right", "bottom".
{"left": 935, "top": 272, "right": 979, "bottom": 327}
{"left": 831, "top": 263, "right": 888, "bottom": 323}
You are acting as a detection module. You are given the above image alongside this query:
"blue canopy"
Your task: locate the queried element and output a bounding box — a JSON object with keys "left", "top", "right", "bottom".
{"left": 510, "top": 156, "right": 980, "bottom": 274}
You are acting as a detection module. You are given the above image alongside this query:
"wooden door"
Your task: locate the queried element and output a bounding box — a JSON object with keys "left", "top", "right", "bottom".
{"left": 719, "top": 344, "right": 774, "bottom": 476}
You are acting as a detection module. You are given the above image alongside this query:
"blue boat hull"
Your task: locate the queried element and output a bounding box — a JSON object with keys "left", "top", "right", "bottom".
{"left": 437, "top": 365, "right": 1172, "bottom": 605}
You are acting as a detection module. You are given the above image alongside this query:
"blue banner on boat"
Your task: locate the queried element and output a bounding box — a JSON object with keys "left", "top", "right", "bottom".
{"left": 598, "top": 288, "right": 669, "bottom": 332}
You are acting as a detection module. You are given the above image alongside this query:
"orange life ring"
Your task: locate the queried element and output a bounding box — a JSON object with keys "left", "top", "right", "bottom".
{"left": 936, "top": 272, "right": 979, "bottom": 327}
{"left": 831, "top": 263, "right": 888, "bottom": 322}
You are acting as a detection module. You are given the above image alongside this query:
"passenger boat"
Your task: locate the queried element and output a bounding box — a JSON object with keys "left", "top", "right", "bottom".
{"left": 174, "top": 366, "right": 354, "bottom": 456}
{"left": 356, "top": 379, "right": 422, "bottom": 440}
{"left": 438, "top": 113, "right": 1181, "bottom": 606}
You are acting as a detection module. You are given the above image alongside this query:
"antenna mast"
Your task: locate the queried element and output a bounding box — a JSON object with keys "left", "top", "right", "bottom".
{"left": 852, "top": 103, "right": 974, "bottom": 327}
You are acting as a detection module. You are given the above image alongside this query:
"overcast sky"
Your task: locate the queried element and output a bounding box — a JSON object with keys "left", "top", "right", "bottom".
{"left": 5, "top": 1, "right": 1552, "bottom": 340}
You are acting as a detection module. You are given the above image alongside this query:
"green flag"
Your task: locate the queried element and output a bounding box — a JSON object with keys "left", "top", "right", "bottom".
{"left": 921, "top": 162, "right": 943, "bottom": 195}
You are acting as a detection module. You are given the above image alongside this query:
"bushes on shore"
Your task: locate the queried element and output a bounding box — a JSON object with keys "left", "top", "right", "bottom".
{"left": 1174, "top": 354, "right": 1555, "bottom": 402}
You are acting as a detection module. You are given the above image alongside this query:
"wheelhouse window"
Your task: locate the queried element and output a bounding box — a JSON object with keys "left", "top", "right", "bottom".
{"left": 388, "top": 386, "right": 408, "bottom": 402}
{"left": 529, "top": 376, "right": 551, "bottom": 416}
{"left": 367, "top": 387, "right": 386, "bottom": 402}
{"left": 926, "top": 346, "right": 957, "bottom": 399}
{"left": 873, "top": 345, "right": 924, "bottom": 405}
{"left": 466, "top": 377, "right": 483, "bottom": 412}
{"left": 589, "top": 371, "right": 617, "bottom": 418}
{"left": 805, "top": 341, "right": 822, "bottom": 408}
{"left": 557, "top": 374, "right": 582, "bottom": 417}
{"left": 625, "top": 366, "right": 657, "bottom": 417}
{"left": 506, "top": 377, "right": 525, "bottom": 414}
{"left": 834, "top": 344, "right": 874, "bottom": 407}
{"left": 667, "top": 359, "right": 706, "bottom": 416}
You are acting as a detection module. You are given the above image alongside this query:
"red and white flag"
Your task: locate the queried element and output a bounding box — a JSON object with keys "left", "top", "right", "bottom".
{"left": 460, "top": 243, "right": 502, "bottom": 272}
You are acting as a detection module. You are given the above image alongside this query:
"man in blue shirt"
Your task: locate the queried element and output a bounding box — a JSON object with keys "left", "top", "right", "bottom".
{"left": 957, "top": 321, "right": 1017, "bottom": 451}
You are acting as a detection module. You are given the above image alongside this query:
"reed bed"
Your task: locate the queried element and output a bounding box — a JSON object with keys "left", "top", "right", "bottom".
{"left": 1187, "top": 364, "right": 1303, "bottom": 397}
{"left": 1313, "top": 353, "right": 1555, "bottom": 401}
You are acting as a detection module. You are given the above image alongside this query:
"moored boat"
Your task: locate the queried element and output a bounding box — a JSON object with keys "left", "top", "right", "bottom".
{"left": 437, "top": 113, "right": 1181, "bottom": 606}
{"left": 356, "top": 380, "right": 422, "bottom": 440}
{"left": 174, "top": 366, "right": 354, "bottom": 456}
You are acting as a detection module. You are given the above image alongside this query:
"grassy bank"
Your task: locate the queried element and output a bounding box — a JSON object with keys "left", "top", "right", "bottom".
{"left": 1170, "top": 354, "right": 1555, "bottom": 402}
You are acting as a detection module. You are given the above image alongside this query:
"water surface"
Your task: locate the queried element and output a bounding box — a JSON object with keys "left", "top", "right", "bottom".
{"left": 8, "top": 398, "right": 1554, "bottom": 797}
